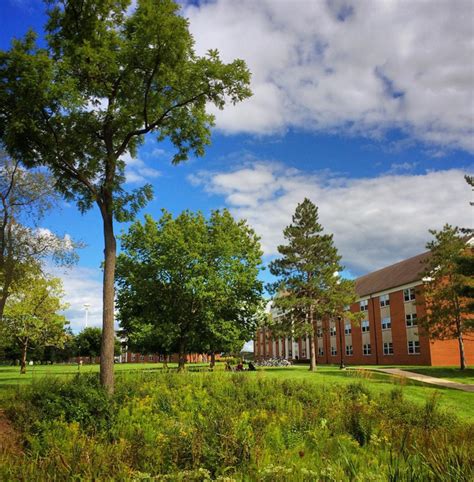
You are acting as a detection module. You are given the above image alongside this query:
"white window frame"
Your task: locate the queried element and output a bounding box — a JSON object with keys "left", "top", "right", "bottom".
{"left": 318, "top": 347, "right": 324, "bottom": 356}
{"left": 383, "top": 342, "right": 394, "bottom": 355}
{"left": 380, "top": 294, "right": 390, "bottom": 307}
{"left": 381, "top": 317, "right": 391, "bottom": 330}
{"left": 408, "top": 340, "right": 420, "bottom": 354}
{"left": 361, "top": 319, "right": 370, "bottom": 332}
{"left": 363, "top": 344, "right": 371, "bottom": 355}
{"left": 331, "top": 346, "right": 337, "bottom": 356}
{"left": 404, "top": 288, "right": 416, "bottom": 302}
{"left": 344, "top": 323, "right": 352, "bottom": 335}
{"left": 330, "top": 326, "right": 336, "bottom": 337}
{"left": 405, "top": 313, "right": 418, "bottom": 327}
{"left": 345, "top": 345, "right": 353, "bottom": 356}
{"left": 360, "top": 299, "right": 369, "bottom": 311}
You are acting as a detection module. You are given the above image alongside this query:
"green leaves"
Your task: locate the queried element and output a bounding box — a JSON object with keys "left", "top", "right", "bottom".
{"left": 0, "top": 0, "right": 252, "bottom": 220}
{"left": 116, "top": 209, "right": 263, "bottom": 357}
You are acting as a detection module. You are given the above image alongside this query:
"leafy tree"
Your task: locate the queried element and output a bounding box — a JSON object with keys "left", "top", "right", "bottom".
{"left": 116, "top": 209, "right": 263, "bottom": 370}
{"left": 421, "top": 225, "right": 473, "bottom": 370}
{"left": 0, "top": 152, "right": 77, "bottom": 318}
{"left": 75, "top": 327, "right": 103, "bottom": 358}
{"left": 75, "top": 327, "right": 121, "bottom": 359}
{"left": 268, "top": 198, "right": 360, "bottom": 371}
{"left": 1, "top": 274, "right": 69, "bottom": 373}
{"left": 0, "top": 0, "right": 251, "bottom": 392}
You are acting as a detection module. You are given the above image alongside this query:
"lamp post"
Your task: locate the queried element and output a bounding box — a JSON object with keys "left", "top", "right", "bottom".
{"left": 337, "top": 315, "right": 345, "bottom": 369}
{"left": 83, "top": 303, "right": 90, "bottom": 328}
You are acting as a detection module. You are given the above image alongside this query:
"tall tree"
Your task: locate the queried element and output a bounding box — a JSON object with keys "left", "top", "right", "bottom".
{"left": 0, "top": 152, "right": 76, "bottom": 318}
{"left": 1, "top": 273, "right": 69, "bottom": 373}
{"left": 0, "top": 0, "right": 251, "bottom": 392}
{"left": 116, "top": 209, "right": 263, "bottom": 370}
{"left": 268, "top": 198, "right": 360, "bottom": 371}
{"left": 421, "top": 225, "right": 473, "bottom": 370}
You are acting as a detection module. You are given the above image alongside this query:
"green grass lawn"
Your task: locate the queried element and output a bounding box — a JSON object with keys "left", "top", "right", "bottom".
{"left": 1, "top": 362, "right": 473, "bottom": 421}
{"left": 396, "top": 366, "right": 474, "bottom": 384}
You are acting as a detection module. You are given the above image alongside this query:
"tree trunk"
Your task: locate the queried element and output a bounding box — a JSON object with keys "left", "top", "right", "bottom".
{"left": 309, "top": 306, "right": 317, "bottom": 371}
{"left": 20, "top": 341, "right": 27, "bottom": 374}
{"left": 178, "top": 341, "right": 186, "bottom": 371}
{"left": 309, "top": 334, "right": 317, "bottom": 372}
{"left": 99, "top": 204, "right": 116, "bottom": 394}
{"left": 457, "top": 330, "right": 466, "bottom": 370}
{"left": 262, "top": 327, "right": 267, "bottom": 358}
{"left": 210, "top": 352, "right": 216, "bottom": 369}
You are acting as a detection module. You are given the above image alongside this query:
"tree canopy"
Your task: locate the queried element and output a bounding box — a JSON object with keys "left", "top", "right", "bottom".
{"left": 268, "top": 198, "right": 360, "bottom": 371}
{"left": 116, "top": 209, "right": 263, "bottom": 369}
{"left": 1, "top": 273, "right": 69, "bottom": 373}
{"left": 0, "top": 0, "right": 252, "bottom": 391}
{"left": 421, "top": 224, "right": 473, "bottom": 369}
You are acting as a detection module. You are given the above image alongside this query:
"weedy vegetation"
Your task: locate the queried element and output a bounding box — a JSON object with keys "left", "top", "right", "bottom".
{"left": 1, "top": 371, "right": 473, "bottom": 481}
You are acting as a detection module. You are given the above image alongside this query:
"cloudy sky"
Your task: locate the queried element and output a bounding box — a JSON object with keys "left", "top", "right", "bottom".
{"left": 1, "top": 0, "right": 473, "bottom": 331}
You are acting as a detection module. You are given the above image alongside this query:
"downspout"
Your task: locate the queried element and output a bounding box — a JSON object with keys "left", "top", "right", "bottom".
{"left": 370, "top": 295, "right": 380, "bottom": 365}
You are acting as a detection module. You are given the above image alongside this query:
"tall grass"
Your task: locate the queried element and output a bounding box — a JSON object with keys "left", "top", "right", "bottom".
{"left": 1, "top": 371, "right": 472, "bottom": 481}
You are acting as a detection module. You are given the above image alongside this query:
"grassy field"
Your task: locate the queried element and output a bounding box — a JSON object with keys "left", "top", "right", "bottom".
{"left": 399, "top": 366, "right": 474, "bottom": 384}
{"left": 1, "top": 362, "right": 473, "bottom": 421}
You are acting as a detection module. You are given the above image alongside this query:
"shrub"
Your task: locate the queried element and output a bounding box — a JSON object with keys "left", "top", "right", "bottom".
{"left": 1, "top": 371, "right": 472, "bottom": 480}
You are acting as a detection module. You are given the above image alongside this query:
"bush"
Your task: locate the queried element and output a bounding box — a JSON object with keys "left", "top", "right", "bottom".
{"left": 1, "top": 371, "right": 472, "bottom": 481}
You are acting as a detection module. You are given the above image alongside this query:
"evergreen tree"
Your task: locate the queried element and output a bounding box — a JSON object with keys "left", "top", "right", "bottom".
{"left": 268, "top": 199, "right": 360, "bottom": 371}
{"left": 421, "top": 225, "right": 473, "bottom": 370}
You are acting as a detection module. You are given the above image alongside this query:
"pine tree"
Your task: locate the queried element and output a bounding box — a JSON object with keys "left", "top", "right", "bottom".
{"left": 268, "top": 198, "right": 360, "bottom": 371}
{"left": 421, "top": 225, "right": 473, "bottom": 370}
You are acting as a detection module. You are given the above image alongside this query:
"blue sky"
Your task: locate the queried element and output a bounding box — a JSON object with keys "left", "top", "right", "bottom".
{"left": 1, "top": 0, "right": 473, "bottom": 331}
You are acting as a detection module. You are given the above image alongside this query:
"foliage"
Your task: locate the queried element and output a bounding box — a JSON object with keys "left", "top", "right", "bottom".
{"left": 268, "top": 198, "right": 361, "bottom": 369}
{"left": 421, "top": 224, "right": 473, "bottom": 369}
{"left": 0, "top": 151, "right": 78, "bottom": 318}
{"left": 116, "top": 209, "right": 263, "bottom": 366}
{"left": 0, "top": 0, "right": 252, "bottom": 391}
{"left": 1, "top": 372, "right": 472, "bottom": 480}
{"left": 75, "top": 327, "right": 122, "bottom": 358}
{"left": 0, "top": 273, "right": 69, "bottom": 373}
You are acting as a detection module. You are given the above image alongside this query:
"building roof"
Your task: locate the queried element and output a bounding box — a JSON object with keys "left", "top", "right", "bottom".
{"left": 355, "top": 251, "right": 431, "bottom": 297}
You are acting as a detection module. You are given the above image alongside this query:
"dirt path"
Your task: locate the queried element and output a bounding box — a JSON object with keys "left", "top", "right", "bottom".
{"left": 373, "top": 368, "right": 474, "bottom": 393}
{"left": 0, "top": 409, "right": 22, "bottom": 456}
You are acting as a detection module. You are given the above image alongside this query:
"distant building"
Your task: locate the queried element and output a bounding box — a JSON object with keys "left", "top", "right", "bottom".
{"left": 255, "top": 250, "right": 474, "bottom": 366}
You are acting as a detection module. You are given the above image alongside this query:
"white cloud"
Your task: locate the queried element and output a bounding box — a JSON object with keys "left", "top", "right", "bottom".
{"left": 185, "top": 0, "right": 474, "bottom": 152}
{"left": 121, "top": 152, "right": 161, "bottom": 184}
{"left": 49, "top": 266, "right": 104, "bottom": 333}
{"left": 189, "top": 161, "right": 473, "bottom": 275}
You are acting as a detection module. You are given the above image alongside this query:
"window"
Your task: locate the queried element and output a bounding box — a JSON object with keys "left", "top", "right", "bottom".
{"left": 140, "top": 354, "right": 144, "bottom": 361}
{"left": 330, "top": 326, "right": 336, "bottom": 337}
{"left": 404, "top": 288, "right": 415, "bottom": 302}
{"left": 406, "top": 313, "right": 418, "bottom": 327}
{"left": 408, "top": 341, "right": 420, "bottom": 354}
{"left": 345, "top": 345, "right": 353, "bottom": 356}
{"left": 344, "top": 323, "right": 352, "bottom": 335}
{"left": 317, "top": 328, "right": 323, "bottom": 338}
{"left": 383, "top": 342, "right": 394, "bottom": 355}
{"left": 361, "top": 319, "right": 370, "bottom": 332}
{"left": 331, "top": 346, "right": 337, "bottom": 356}
{"left": 360, "top": 299, "right": 369, "bottom": 311}
{"left": 380, "top": 294, "right": 390, "bottom": 307}
{"left": 318, "top": 347, "right": 324, "bottom": 356}
{"left": 381, "top": 317, "right": 391, "bottom": 330}
{"left": 131, "top": 353, "right": 136, "bottom": 362}
{"left": 363, "top": 344, "right": 371, "bottom": 355}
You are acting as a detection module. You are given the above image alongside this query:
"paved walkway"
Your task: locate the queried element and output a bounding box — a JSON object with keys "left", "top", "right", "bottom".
{"left": 373, "top": 368, "right": 474, "bottom": 393}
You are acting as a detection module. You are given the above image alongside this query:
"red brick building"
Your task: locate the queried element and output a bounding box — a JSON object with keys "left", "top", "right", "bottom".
{"left": 255, "top": 251, "right": 474, "bottom": 366}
